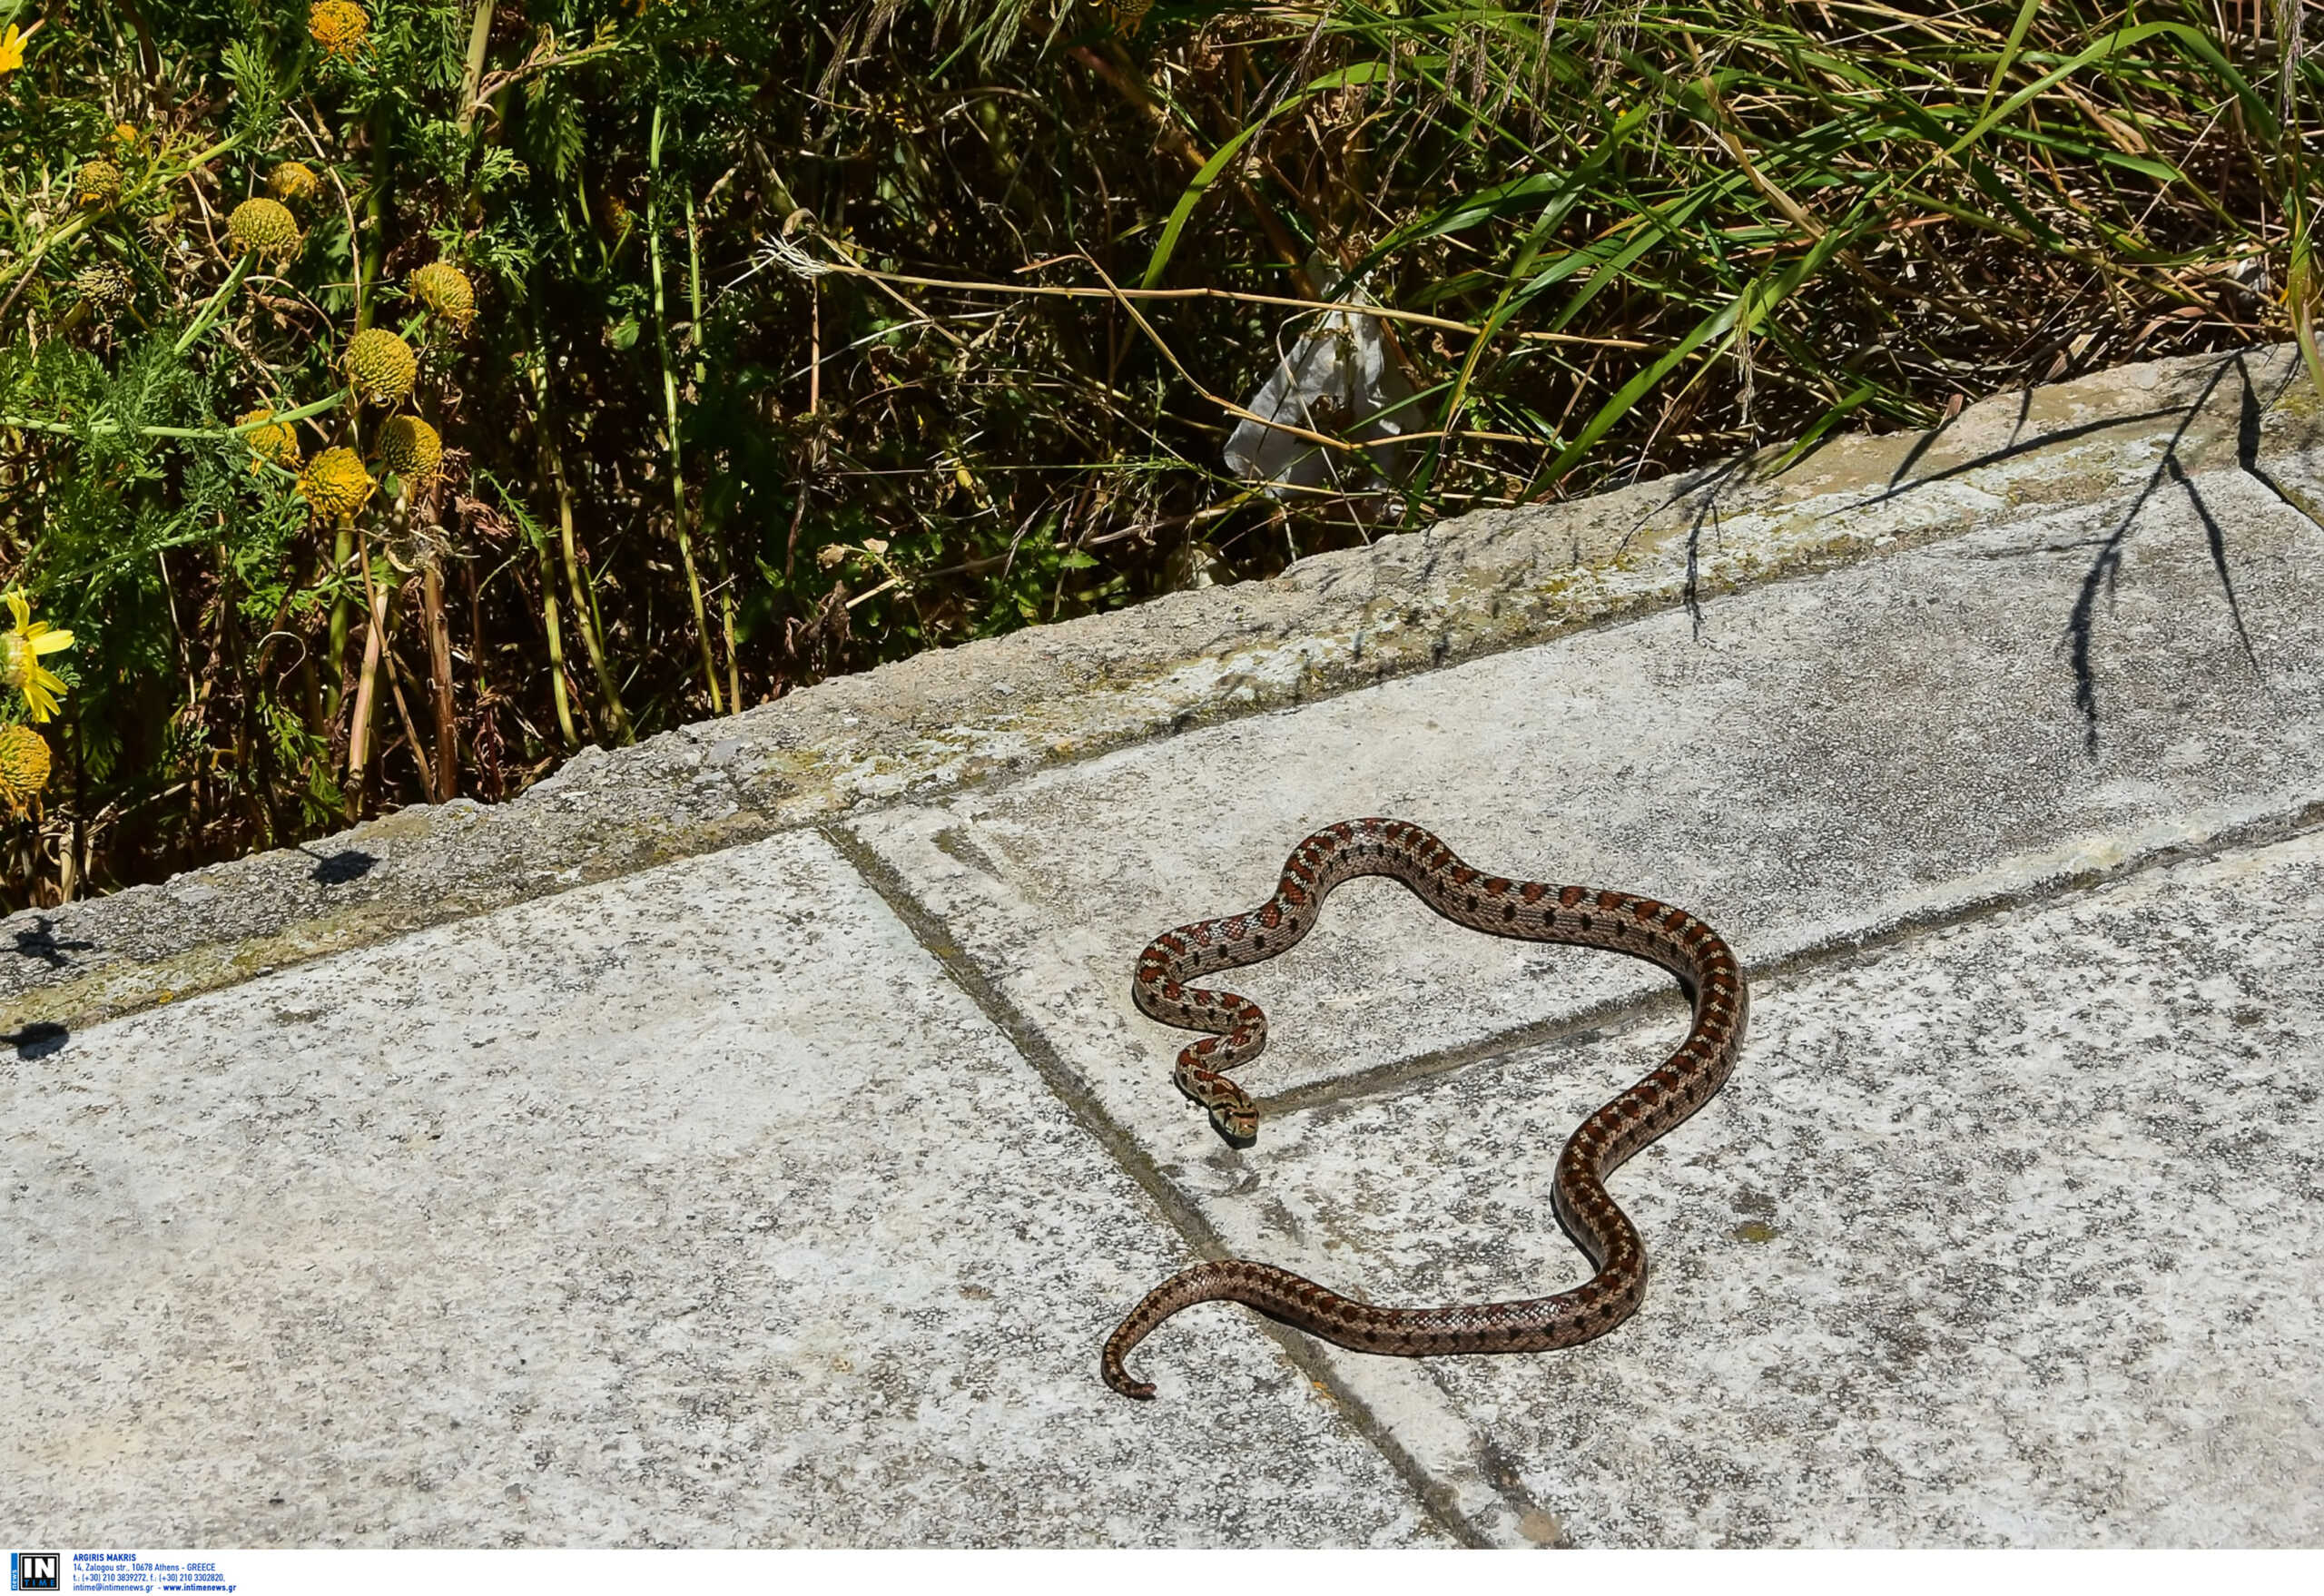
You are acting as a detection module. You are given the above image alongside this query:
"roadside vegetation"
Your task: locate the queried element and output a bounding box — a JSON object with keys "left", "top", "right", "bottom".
{"left": 0, "top": 0, "right": 2314, "bottom": 908}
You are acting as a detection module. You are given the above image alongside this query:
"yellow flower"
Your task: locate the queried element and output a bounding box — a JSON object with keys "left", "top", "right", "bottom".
{"left": 0, "top": 590, "right": 74, "bottom": 724}
{"left": 372, "top": 415, "right": 442, "bottom": 483}
{"left": 268, "top": 161, "right": 322, "bottom": 207}
{"left": 408, "top": 261, "right": 476, "bottom": 328}
{"left": 297, "top": 447, "right": 375, "bottom": 520}
{"left": 75, "top": 159, "right": 123, "bottom": 211}
{"left": 0, "top": 25, "right": 31, "bottom": 77}
{"left": 342, "top": 328, "right": 418, "bottom": 408}
{"left": 226, "top": 197, "right": 303, "bottom": 261}
{"left": 0, "top": 725, "right": 49, "bottom": 814}
{"left": 236, "top": 407, "right": 303, "bottom": 473}
{"left": 309, "top": 2, "right": 370, "bottom": 64}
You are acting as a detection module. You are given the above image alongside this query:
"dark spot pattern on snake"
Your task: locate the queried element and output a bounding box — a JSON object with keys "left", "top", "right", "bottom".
{"left": 1108, "top": 817, "right": 1749, "bottom": 1398}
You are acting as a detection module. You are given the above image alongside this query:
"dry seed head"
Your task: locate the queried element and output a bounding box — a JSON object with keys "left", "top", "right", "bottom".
{"left": 0, "top": 725, "right": 50, "bottom": 813}
{"left": 381, "top": 520, "right": 454, "bottom": 575}
{"left": 298, "top": 447, "right": 375, "bottom": 520}
{"left": 76, "top": 160, "right": 123, "bottom": 210}
{"left": 309, "top": 1, "right": 371, "bottom": 62}
{"left": 343, "top": 328, "right": 418, "bottom": 408}
{"left": 236, "top": 407, "right": 303, "bottom": 473}
{"left": 227, "top": 197, "right": 303, "bottom": 261}
{"left": 408, "top": 261, "right": 476, "bottom": 327}
{"left": 73, "top": 263, "right": 133, "bottom": 314}
{"left": 269, "top": 161, "right": 322, "bottom": 206}
{"left": 374, "top": 415, "right": 443, "bottom": 483}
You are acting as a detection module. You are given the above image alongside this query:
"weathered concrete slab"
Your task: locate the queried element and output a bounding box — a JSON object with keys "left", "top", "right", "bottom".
{"left": 5, "top": 346, "right": 2319, "bottom": 1033}
{"left": 7, "top": 344, "right": 2324, "bottom": 1550}
{"left": 0, "top": 832, "right": 1447, "bottom": 1547}
{"left": 1187, "top": 827, "right": 2324, "bottom": 1545}
{"left": 848, "top": 454, "right": 2323, "bottom": 1116}
{"left": 842, "top": 448, "right": 2324, "bottom": 1541}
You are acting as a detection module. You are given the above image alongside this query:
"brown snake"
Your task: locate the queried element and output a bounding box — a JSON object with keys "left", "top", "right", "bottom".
{"left": 1102, "top": 817, "right": 1748, "bottom": 1400}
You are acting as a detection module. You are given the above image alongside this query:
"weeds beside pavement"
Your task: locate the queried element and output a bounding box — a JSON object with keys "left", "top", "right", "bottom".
{"left": 0, "top": 0, "right": 2313, "bottom": 907}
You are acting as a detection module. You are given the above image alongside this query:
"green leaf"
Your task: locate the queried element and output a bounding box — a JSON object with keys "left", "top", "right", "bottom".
{"left": 1141, "top": 62, "right": 1394, "bottom": 290}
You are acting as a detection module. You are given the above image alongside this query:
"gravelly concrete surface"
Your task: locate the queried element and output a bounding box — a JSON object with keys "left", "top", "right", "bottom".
{"left": 822, "top": 438, "right": 2324, "bottom": 1542}
{"left": 0, "top": 832, "right": 1445, "bottom": 1547}
{"left": 3, "top": 345, "right": 2318, "bottom": 1033}
{"left": 1181, "top": 830, "right": 2324, "bottom": 1545}
{"left": 5, "top": 346, "right": 2324, "bottom": 1547}
{"left": 847, "top": 458, "right": 2323, "bottom": 1115}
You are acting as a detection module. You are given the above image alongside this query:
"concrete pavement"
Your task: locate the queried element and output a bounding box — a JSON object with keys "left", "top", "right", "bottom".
{"left": 5, "top": 343, "right": 2322, "bottom": 1544}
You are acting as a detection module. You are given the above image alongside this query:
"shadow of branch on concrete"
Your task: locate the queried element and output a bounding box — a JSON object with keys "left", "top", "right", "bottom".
{"left": 2057, "top": 351, "right": 2300, "bottom": 752}
{"left": 302, "top": 847, "right": 380, "bottom": 886}
{"left": 1655, "top": 348, "right": 2311, "bottom": 753}
{"left": 13, "top": 916, "right": 93, "bottom": 968}
{"left": 4, "top": 1020, "right": 69, "bottom": 1059}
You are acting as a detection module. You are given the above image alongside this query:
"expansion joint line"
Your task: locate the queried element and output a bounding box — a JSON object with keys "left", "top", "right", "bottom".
{"left": 817, "top": 819, "right": 1518, "bottom": 1548}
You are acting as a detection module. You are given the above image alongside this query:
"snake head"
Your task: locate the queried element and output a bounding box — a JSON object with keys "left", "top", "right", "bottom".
{"left": 1210, "top": 1102, "right": 1259, "bottom": 1147}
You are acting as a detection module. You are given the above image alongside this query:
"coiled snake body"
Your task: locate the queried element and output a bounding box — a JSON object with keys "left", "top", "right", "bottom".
{"left": 1103, "top": 817, "right": 1748, "bottom": 1400}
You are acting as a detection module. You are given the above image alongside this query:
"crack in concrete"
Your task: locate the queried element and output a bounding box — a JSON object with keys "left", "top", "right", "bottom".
{"left": 1253, "top": 788, "right": 2324, "bottom": 1124}
{"left": 819, "top": 818, "right": 1541, "bottom": 1549}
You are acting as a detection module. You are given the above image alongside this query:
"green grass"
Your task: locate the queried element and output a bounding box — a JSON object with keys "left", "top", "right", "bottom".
{"left": 0, "top": 0, "right": 2313, "bottom": 906}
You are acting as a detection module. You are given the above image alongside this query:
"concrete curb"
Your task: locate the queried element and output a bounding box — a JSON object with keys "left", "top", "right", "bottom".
{"left": 4, "top": 342, "right": 2318, "bottom": 1034}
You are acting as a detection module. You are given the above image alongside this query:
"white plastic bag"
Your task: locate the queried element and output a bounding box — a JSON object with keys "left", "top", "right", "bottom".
{"left": 1223, "top": 266, "right": 1417, "bottom": 499}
